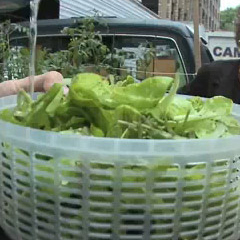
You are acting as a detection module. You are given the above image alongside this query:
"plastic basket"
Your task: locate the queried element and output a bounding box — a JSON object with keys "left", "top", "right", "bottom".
{"left": 1, "top": 94, "right": 240, "bottom": 240}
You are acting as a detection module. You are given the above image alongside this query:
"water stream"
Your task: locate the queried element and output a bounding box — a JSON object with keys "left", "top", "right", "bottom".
{"left": 29, "top": 0, "right": 41, "bottom": 97}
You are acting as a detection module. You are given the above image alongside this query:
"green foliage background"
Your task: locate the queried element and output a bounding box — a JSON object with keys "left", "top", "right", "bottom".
{"left": 220, "top": 5, "right": 240, "bottom": 31}
{"left": 0, "top": 18, "right": 129, "bottom": 82}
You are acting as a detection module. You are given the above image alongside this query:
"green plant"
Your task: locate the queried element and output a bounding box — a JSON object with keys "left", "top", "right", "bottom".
{"left": 39, "top": 50, "right": 76, "bottom": 76}
{"left": 1, "top": 17, "right": 128, "bottom": 81}
{"left": 38, "top": 17, "right": 127, "bottom": 79}
{"left": 0, "top": 20, "right": 29, "bottom": 81}
{"left": 136, "top": 43, "right": 156, "bottom": 79}
{"left": 62, "top": 18, "right": 109, "bottom": 68}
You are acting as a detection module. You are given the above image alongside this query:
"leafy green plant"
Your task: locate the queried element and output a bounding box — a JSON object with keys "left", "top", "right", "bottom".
{"left": 60, "top": 17, "right": 127, "bottom": 80}
{"left": 63, "top": 18, "right": 109, "bottom": 67}
{"left": 39, "top": 17, "right": 128, "bottom": 79}
{"left": 6, "top": 47, "right": 30, "bottom": 80}
{"left": 1, "top": 17, "right": 127, "bottom": 81}
{"left": 39, "top": 50, "right": 77, "bottom": 77}
{"left": 0, "top": 20, "right": 29, "bottom": 81}
{"left": 136, "top": 43, "right": 156, "bottom": 79}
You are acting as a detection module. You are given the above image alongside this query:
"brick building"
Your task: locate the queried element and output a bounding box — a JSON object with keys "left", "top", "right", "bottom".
{"left": 141, "top": 0, "right": 221, "bottom": 31}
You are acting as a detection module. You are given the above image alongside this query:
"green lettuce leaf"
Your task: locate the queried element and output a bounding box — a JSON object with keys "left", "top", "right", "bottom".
{"left": 174, "top": 96, "right": 233, "bottom": 122}
{"left": 188, "top": 96, "right": 204, "bottom": 112}
{"left": 170, "top": 96, "right": 239, "bottom": 139}
{"left": 149, "top": 74, "right": 179, "bottom": 120}
{"left": 112, "top": 76, "right": 173, "bottom": 110}
{"left": 69, "top": 73, "right": 114, "bottom": 108}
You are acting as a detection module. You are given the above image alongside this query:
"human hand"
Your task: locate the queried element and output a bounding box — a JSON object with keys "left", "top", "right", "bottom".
{"left": 0, "top": 71, "right": 68, "bottom": 97}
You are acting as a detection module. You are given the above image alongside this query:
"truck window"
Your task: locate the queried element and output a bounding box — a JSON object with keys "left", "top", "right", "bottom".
{"left": 113, "top": 35, "right": 188, "bottom": 86}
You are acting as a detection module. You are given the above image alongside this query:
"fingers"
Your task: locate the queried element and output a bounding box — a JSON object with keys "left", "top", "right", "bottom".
{"left": 42, "top": 71, "right": 69, "bottom": 95}
{"left": 42, "top": 71, "right": 63, "bottom": 92}
{"left": 0, "top": 80, "right": 22, "bottom": 98}
{"left": 0, "top": 71, "right": 64, "bottom": 98}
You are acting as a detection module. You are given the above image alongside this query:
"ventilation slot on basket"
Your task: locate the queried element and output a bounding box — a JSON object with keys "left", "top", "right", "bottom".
{"left": 35, "top": 153, "right": 53, "bottom": 161}
{"left": 58, "top": 158, "right": 83, "bottom": 240}
{"left": 88, "top": 161, "right": 115, "bottom": 238}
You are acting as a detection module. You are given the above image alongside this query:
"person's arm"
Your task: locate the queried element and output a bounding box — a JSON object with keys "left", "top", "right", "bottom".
{"left": 0, "top": 71, "right": 66, "bottom": 97}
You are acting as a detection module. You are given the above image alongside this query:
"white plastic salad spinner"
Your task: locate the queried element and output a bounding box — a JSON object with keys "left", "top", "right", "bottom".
{"left": 0, "top": 94, "right": 240, "bottom": 240}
